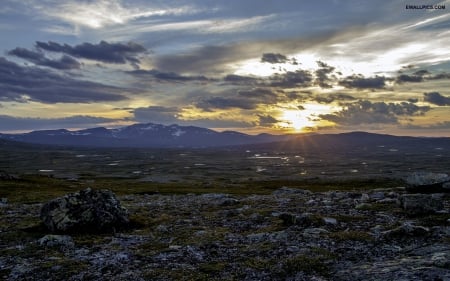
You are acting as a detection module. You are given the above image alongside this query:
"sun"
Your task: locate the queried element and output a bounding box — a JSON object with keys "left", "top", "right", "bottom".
{"left": 281, "top": 110, "right": 315, "bottom": 131}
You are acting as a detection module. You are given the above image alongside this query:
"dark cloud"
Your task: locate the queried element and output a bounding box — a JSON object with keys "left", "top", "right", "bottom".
{"left": 0, "top": 115, "right": 118, "bottom": 131}
{"left": 257, "top": 114, "right": 279, "bottom": 126}
{"left": 339, "top": 74, "right": 387, "bottom": 89}
{"left": 396, "top": 69, "right": 450, "bottom": 84}
{"left": 320, "top": 100, "right": 430, "bottom": 126}
{"left": 8, "top": 47, "right": 81, "bottom": 70}
{"left": 127, "top": 69, "right": 209, "bottom": 82}
{"left": 35, "top": 40, "right": 147, "bottom": 65}
{"left": 314, "top": 61, "right": 337, "bottom": 88}
{"left": 133, "top": 106, "right": 180, "bottom": 124}
{"left": 396, "top": 69, "right": 429, "bottom": 83}
{"left": 0, "top": 57, "right": 127, "bottom": 103}
{"left": 197, "top": 88, "right": 282, "bottom": 110}
{"left": 270, "top": 70, "right": 313, "bottom": 88}
{"left": 314, "top": 93, "right": 355, "bottom": 104}
{"left": 223, "top": 74, "right": 260, "bottom": 85}
{"left": 261, "top": 53, "right": 288, "bottom": 64}
{"left": 424, "top": 92, "right": 450, "bottom": 106}
{"left": 154, "top": 45, "right": 237, "bottom": 75}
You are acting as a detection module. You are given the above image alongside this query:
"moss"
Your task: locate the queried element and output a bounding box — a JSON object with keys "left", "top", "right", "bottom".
{"left": 328, "top": 230, "right": 374, "bottom": 242}
{"left": 416, "top": 213, "right": 450, "bottom": 227}
{"left": 281, "top": 254, "right": 330, "bottom": 277}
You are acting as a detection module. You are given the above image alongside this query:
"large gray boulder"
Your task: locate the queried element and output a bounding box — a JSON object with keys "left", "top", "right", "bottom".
{"left": 40, "top": 188, "right": 129, "bottom": 233}
{"left": 406, "top": 172, "right": 450, "bottom": 193}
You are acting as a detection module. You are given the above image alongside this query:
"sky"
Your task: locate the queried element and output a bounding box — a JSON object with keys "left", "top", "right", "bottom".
{"left": 0, "top": 0, "right": 449, "bottom": 136}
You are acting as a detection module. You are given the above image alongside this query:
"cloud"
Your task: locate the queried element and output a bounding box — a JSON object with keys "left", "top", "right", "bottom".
{"left": 261, "top": 53, "right": 288, "bottom": 64}
{"left": 338, "top": 75, "right": 387, "bottom": 89}
{"left": 257, "top": 114, "right": 279, "bottom": 126}
{"left": 132, "top": 105, "right": 253, "bottom": 128}
{"left": 424, "top": 92, "right": 450, "bottom": 106}
{"left": 395, "top": 69, "right": 450, "bottom": 83}
{"left": 314, "top": 61, "right": 337, "bottom": 88}
{"left": 0, "top": 57, "right": 128, "bottom": 103}
{"left": 320, "top": 100, "right": 430, "bottom": 126}
{"left": 270, "top": 70, "right": 313, "bottom": 88}
{"left": 314, "top": 93, "right": 356, "bottom": 104}
{"left": 0, "top": 115, "right": 119, "bottom": 131}
{"left": 402, "top": 121, "right": 450, "bottom": 130}
{"left": 133, "top": 106, "right": 180, "bottom": 124}
{"left": 196, "top": 88, "right": 281, "bottom": 110}
{"left": 197, "top": 96, "right": 258, "bottom": 110}
{"left": 35, "top": 40, "right": 147, "bottom": 65}
{"left": 35, "top": 0, "right": 196, "bottom": 29}
{"left": 127, "top": 69, "right": 210, "bottom": 82}
{"left": 223, "top": 74, "right": 260, "bottom": 85}
{"left": 8, "top": 47, "right": 81, "bottom": 69}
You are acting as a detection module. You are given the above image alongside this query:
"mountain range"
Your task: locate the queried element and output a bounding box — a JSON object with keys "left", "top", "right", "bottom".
{"left": 0, "top": 123, "right": 449, "bottom": 149}
{"left": 0, "top": 123, "right": 292, "bottom": 148}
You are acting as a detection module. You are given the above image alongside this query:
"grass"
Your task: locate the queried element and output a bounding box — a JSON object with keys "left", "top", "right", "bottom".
{"left": 328, "top": 230, "right": 374, "bottom": 242}
{"left": 0, "top": 175, "right": 406, "bottom": 204}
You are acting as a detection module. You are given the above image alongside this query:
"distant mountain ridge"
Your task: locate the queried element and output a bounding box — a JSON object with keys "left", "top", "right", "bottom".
{"left": 0, "top": 123, "right": 292, "bottom": 148}
{"left": 0, "top": 123, "right": 448, "bottom": 149}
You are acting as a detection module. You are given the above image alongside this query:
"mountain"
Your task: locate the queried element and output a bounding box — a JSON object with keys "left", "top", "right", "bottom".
{"left": 0, "top": 123, "right": 292, "bottom": 148}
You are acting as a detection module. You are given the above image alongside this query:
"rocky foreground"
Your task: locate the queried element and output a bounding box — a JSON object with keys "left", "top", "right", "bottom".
{"left": 1, "top": 186, "right": 449, "bottom": 281}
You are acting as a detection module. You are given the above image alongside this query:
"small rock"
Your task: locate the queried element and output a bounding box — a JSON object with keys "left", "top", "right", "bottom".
{"left": 323, "top": 217, "right": 337, "bottom": 225}
{"left": 38, "top": 234, "right": 74, "bottom": 249}
{"left": 400, "top": 193, "right": 444, "bottom": 215}
{"left": 355, "top": 203, "right": 372, "bottom": 210}
{"left": 431, "top": 252, "right": 450, "bottom": 267}
{"left": 273, "top": 186, "right": 312, "bottom": 195}
{"left": 302, "top": 228, "right": 329, "bottom": 238}
{"left": 359, "top": 193, "right": 370, "bottom": 202}
{"left": 382, "top": 222, "right": 430, "bottom": 238}
{"left": 369, "top": 192, "right": 385, "bottom": 201}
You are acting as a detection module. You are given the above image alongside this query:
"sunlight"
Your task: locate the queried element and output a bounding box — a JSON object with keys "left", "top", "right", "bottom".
{"left": 281, "top": 110, "right": 315, "bottom": 131}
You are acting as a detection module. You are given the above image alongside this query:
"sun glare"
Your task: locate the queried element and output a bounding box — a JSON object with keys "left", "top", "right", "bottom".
{"left": 281, "top": 110, "right": 314, "bottom": 131}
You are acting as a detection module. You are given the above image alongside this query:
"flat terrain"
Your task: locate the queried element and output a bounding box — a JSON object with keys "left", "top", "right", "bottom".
{"left": 0, "top": 139, "right": 449, "bottom": 280}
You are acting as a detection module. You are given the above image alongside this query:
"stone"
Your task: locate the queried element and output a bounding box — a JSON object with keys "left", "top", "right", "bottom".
{"left": 400, "top": 193, "right": 444, "bottom": 215}
{"left": 406, "top": 172, "right": 450, "bottom": 193}
{"left": 40, "top": 188, "right": 129, "bottom": 233}
{"left": 382, "top": 222, "right": 430, "bottom": 238}
{"left": 38, "top": 234, "right": 74, "bottom": 249}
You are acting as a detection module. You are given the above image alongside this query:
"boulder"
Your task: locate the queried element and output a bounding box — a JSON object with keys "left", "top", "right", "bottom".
{"left": 40, "top": 188, "right": 129, "bottom": 233}
{"left": 399, "top": 193, "right": 444, "bottom": 215}
{"left": 406, "top": 172, "right": 450, "bottom": 193}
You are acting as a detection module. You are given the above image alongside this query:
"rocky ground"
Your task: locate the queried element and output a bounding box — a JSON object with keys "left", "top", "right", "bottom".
{"left": 1, "top": 186, "right": 449, "bottom": 281}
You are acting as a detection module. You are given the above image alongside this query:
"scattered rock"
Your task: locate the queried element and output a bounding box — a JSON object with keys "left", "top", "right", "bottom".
{"left": 40, "top": 188, "right": 129, "bottom": 233}
{"left": 400, "top": 193, "right": 444, "bottom": 215}
{"left": 38, "top": 234, "right": 74, "bottom": 249}
{"left": 382, "top": 222, "right": 430, "bottom": 238}
{"left": 406, "top": 172, "right": 450, "bottom": 193}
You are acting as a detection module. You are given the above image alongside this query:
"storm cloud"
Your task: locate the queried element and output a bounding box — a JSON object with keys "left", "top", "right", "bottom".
{"left": 320, "top": 100, "right": 430, "bottom": 126}
{"left": 423, "top": 92, "right": 450, "bottom": 106}
{"left": 128, "top": 69, "right": 210, "bottom": 82}
{"left": 0, "top": 115, "right": 118, "bottom": 131}
{"left": 339, "top": 75, "right": 387, "bottom": 89}
{"left": 35, "top": 40, "right": 147, "bottom": 65}
{"left": 8, "top": 47, "right": 81, "bottom": 70}
{"left": 0, "top": 57, "right": 128, "bottom": 103}
{"left": 261, "top": 53, "right": 288, "bottom": 64}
